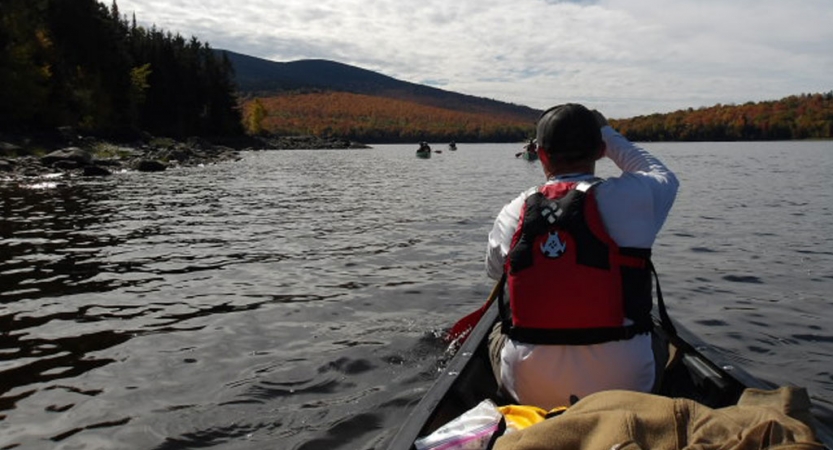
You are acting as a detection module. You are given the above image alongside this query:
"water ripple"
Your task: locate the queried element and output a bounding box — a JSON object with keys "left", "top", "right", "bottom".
{"left": 1, "top": 143, "right": 832, "bottom": 448}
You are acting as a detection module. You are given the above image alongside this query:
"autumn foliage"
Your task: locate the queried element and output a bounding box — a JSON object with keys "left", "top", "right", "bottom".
{"left": 610, "top": 92, "right": 833, "bottom": 141}
{"left": 243, "top": 91, "right": 833, "bottom": 144}
{"left": 241, "top": 91, "right": 535, "bottom": 143}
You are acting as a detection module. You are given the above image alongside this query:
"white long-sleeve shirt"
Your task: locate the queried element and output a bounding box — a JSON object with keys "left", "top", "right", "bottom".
{"left": 485, "top": 126, "right": 679, "bottom": 409}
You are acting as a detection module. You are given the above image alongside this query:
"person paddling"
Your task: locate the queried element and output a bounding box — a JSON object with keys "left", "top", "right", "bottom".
{"left": 515, "top": 139, "right": 537, "bottom": 158}
{"left": 485, "top": 103, "right": 679, "bottom": 410}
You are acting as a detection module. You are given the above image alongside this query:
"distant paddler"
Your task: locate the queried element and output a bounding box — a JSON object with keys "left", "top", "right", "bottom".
{"left": 416, "top": 141, "right": 432, "bottom": 158}
{"left": 516, "top": 138, "right": 538, "bottom": 160}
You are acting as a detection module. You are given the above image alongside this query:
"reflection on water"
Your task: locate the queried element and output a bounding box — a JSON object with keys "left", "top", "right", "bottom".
{"left": 1, "top": 141, "right": 832, "bottom": 449}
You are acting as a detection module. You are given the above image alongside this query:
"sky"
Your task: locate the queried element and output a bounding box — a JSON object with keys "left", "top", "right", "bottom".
{"left": 113, "top": 0, "right": 833, "bottom": 119}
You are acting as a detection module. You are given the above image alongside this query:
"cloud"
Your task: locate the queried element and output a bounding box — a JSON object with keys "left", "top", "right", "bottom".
{"left": 114, "top": 0, "right": 833, "bottom": 118}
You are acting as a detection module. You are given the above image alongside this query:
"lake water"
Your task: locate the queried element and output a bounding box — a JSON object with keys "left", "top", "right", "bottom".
{"left": 1, "top": 141, "right": 832, "bottom": 449}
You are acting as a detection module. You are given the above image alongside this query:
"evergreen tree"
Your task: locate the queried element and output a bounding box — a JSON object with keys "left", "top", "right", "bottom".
{"left": 0, "top": 0, "right": 244, "bottom": 138}
{"left": 0, "top": 0, "right": 52, "bottom": 131}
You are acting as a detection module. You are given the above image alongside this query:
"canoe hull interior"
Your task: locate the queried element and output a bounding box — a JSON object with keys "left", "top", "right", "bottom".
{"left": 387, "top": 301, "right": 833, "bottom": 450}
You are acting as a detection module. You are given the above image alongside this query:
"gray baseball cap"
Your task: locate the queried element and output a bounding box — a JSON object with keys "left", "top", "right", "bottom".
{"left": 536, "top": 103, "right": 602, "bottom": 162}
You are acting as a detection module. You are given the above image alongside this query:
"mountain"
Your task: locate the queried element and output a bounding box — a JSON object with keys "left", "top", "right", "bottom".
{"left": 219, "top": 50, "right": 540, "bottom": 123}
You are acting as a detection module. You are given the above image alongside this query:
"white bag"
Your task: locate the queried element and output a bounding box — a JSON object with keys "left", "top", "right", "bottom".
{"left": 414, "top": 399, "right": 504, "bottom": 450}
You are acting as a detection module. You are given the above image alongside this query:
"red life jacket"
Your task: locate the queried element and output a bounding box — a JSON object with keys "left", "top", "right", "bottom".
{"left": 500, "top": 180, "right": 654, "bottom": 345}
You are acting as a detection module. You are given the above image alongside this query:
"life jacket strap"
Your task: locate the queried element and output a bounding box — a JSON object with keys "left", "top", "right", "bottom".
{"left": 505, "top": 322, "right": 652, "bottom": 345}
{"left": 649, "top": 260, "right": 676, "bottom": 337}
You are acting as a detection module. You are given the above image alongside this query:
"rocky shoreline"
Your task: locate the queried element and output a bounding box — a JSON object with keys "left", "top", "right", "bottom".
{"left": 0, "top": 130, "right": 370, "bottom": 180}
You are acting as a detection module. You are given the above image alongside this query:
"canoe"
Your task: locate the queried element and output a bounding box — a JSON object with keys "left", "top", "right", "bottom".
{"left": 387, "top": 299, "right": 833, "bottom": 449}
{"left": 521, "top": 151, "right": 538, "bottom": 161}
{"left": 416, "top": 150, "right": 431, "bottom": 159}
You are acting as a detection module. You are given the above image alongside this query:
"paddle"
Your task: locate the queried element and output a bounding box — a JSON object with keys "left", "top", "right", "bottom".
{"left": 514, "top": 152, "right": 523, "bottom": 158}
{"left": 445, "top": 277, "right": 504, "bottom": 343}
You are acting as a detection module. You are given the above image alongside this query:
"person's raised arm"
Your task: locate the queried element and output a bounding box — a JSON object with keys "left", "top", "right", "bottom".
{"left": 593, "top": 110, "right": 676, "bottom": 181}
{"left": 591, "top": 110, "right": 679, "bottom": 243}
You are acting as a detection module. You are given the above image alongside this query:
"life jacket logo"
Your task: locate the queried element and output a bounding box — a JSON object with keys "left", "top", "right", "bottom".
{"left": 541, "top": 202, "right": 562, "bottom": 225}
{"left": 540, "top": 231, "right": 567, "bottom": 258}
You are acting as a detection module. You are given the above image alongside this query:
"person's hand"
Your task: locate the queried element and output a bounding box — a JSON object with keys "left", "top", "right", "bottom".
{"left": 591, "top": 110, "right": 608, "bottom": 128}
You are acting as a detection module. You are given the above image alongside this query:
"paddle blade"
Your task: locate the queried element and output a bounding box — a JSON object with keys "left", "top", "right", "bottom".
{"left": 444, "top": 303, "right": 489, "bottom": 343}
{"left": 444, "top": 279, "right": 504, "bottom": 343}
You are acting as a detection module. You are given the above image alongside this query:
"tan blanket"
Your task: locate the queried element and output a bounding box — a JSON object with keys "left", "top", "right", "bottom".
{"left": 494, "top": 387, "right": 824, "bottom": 450}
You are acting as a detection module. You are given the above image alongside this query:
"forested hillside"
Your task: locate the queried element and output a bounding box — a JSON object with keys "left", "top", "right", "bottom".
{"left": 610, "top": 92, "right": 833, "bottom": 141}
{"left": 223, "top": 51, "right": 540, "bottom": 124}
{"left": 241, "top": 90, "right": 833, "bottom": 144}
{"left": 0, "top": 0, "right": 242, "bottom": 139}
{"left": 241, "top": 92, "right": 535, "bottom": 143}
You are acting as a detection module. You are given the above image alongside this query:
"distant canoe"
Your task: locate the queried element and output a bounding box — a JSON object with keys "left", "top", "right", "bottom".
{"left": 521, "top": 151, "right": 538, "bottom": 161}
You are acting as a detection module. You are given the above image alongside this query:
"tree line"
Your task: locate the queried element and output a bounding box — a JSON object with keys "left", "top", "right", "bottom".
{"left": 0, "top": 0, "right": 243, "bottom": 139}
{"left": 610, "top": 92, "right": 833, "bottom": 142}
{"left": 242, "top": 91, "right": 535, "bottom": 143}
{"left": 244, "top": 90, "right": 833, "bottom": 144}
